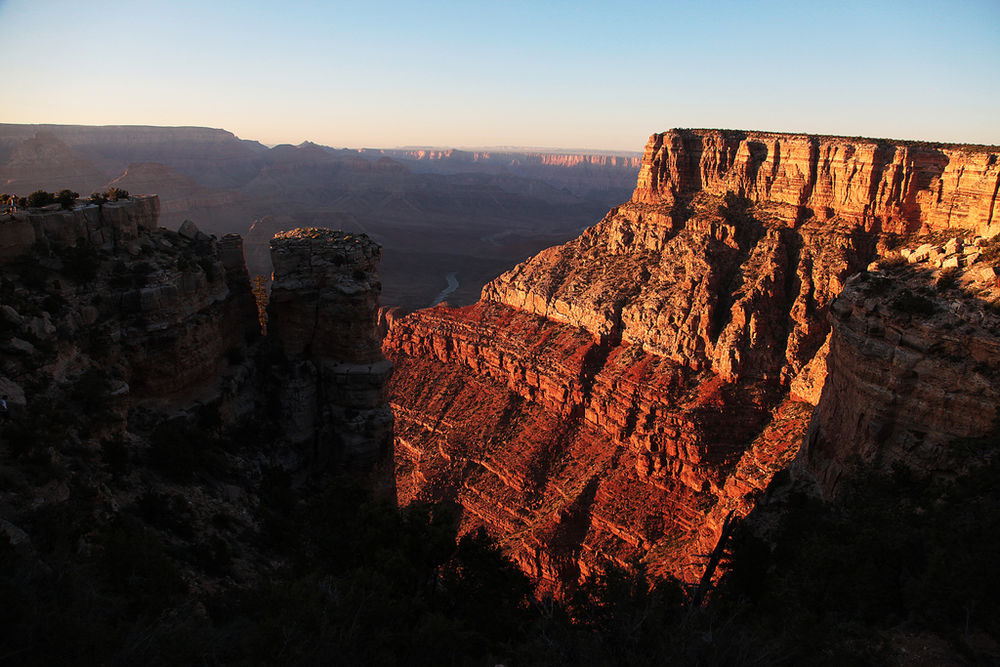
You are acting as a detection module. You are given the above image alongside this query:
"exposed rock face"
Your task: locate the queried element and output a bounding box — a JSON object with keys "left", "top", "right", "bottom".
{"left": 633, "top": 129, "right": 1000, "bottom": 237}
{"left": 268, "top": 228, "right": 392, "bottom": 469}
{"left": 0, "top": 196, "right": 160, "bottom": 261}
{"left": 384, "top": 128, "right": 1000, "bottom": 591}
{"left": 797, "top": 264, "right": 1000, "bottom": 498}
{"left": 0, "top": 197, "right": 261, "bottom": 435}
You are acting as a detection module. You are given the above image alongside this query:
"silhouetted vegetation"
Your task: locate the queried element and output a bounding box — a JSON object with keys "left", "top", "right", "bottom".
{"left": 26, "top": 189, "right": 55, "bottom": 208}
{"left": 890, "top": 288, "right": 937, "bottom": 315}
{"left": 55, "top": 189, "right": 79, "bottom": 209}
{"left": 718, "top": 440, "right": 1000, "bottom": 663}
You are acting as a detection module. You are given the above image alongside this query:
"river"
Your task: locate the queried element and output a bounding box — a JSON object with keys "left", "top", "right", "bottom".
{"left": 430, "top": 272, "right": 459, "bottom": 306}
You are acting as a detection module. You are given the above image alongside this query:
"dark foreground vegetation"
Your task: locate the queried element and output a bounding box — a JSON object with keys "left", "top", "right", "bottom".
{"left": 2, "top": 431, "right": 998, "bottom": 665}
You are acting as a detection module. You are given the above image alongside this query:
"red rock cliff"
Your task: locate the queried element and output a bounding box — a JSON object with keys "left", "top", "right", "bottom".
{"left": 384, "top": 129, "right": 1000, "bottom": 592}
{"left": 633, "top": 129, "right": 1000, "bottom": 237}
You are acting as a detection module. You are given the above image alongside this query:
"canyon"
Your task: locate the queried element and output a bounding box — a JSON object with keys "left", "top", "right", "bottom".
{"left": 1, "top": 128, "right": 998, "bottom": 662}
{"left": 0, "top": 124, "right": 640, "bottom": 310}
{"left": 384, "top": 128, "right": 1000, "bottom": 591}
{"left": 0, "top": 197, "right": 392, "bottom": 573}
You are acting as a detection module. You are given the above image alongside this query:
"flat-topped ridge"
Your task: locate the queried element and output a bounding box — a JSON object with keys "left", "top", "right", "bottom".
{"left": 668, "top": 128, "right": 1000, "bottom": 153}
{"left": 634, "top": 128, "right": 1000, "bottom": 236}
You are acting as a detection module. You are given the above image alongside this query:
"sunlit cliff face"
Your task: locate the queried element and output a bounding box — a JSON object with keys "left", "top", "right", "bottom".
{"left": 382, "top": 129, "right": 1000, "bottom": 592}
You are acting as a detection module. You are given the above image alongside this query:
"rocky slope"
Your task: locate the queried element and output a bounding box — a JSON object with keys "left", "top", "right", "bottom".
{"left": 799, "top": 247, "right": 1000, "bottom": 498}
{"left": 0, "top": 199, "right": 391, "bottom": 602}
{"left": 384, "top": 129, "right": 1000, "bottom": 591}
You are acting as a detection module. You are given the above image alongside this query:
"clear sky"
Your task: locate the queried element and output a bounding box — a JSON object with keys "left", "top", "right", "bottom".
{"left": 1, "top": 0, "right": 998, "bottom": 151}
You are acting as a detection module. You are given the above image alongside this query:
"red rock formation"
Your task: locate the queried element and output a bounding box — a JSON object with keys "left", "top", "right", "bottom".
{"left": 384, "top": 129, "right": 1000, "bottom": 592}
{"left": 796, "top": 265, "right": 1000, "bottom": 498}
{"left": 633, "top": 129, "right": 1000, "bottom": 237}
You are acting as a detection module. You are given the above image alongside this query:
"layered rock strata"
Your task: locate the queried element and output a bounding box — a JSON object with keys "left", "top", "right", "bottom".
{"left": 798, "top": 253, "right": 1000, "bottom": 498}
{"left": 0, "top": 199, "right": 267, "bottom": 476}
{"left": 633, "top": 129, "right": 1000, "bottom": 237}
{"left": 384, "top": 129, "right": 1000, "bottom": 590}
{"left": 268, "top": 228, "right": 392, "bottom": 469}
{"left": 0, "top": 195, "right": 159, "bottom": 262}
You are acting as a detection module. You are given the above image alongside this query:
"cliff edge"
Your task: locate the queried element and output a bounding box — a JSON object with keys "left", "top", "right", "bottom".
{"left": 384, "top": 129, "right": 1000, "bottom": 591}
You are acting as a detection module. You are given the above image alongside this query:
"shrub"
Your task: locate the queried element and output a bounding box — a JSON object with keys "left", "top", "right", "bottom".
{"left": 55, "top": 189, "right": 79, "bottom": 210}
{"left": 26, "top": 190, "right": 54, "bottom": 208}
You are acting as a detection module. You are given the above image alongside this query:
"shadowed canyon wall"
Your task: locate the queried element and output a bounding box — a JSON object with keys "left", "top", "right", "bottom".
{"left": 0, "top": 199, "right": 391, "bottom": 472}
{"left": 267, "top": 228, "right": 393, "bottom": 469}
{"left": 384, "top": 129, "right": 1000, "bottom": 591}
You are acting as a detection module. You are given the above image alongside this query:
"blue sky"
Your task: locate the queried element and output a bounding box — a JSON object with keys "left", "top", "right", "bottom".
{"left": 1, "top": 0, "right": 997, "bottom": 151}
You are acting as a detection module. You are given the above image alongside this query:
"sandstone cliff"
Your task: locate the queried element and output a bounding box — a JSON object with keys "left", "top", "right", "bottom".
{"left": 384, "top": 129, "right": 1000, "bottom": 591}
{"left": 633, "top": 129, "right": 1000, "bottom": 237}
{"left": 0, "top": 198, "right": 257, "bottom": 409}
{"left": 0, "top": 195, "right": 159, "bottom": 261}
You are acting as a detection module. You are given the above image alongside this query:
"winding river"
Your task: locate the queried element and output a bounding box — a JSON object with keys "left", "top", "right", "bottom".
{"left": 430, "top": 272, "right": 459, "bottom": 306}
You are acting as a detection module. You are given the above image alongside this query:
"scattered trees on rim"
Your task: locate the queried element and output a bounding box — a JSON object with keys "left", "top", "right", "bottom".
{"left": 90, "top": 188, "right": 130, "bottom": 205}
{"left": 11, "top": 189, "right": 81, "bottom": 210}
{"left": 2, "top": 188, "right": 131, "bottom": 213}
{"left": 56, "top": 189, "right": 79, "bottom": 209}
{"left": 26, "top": 190, "right": 55, "bottom": 208}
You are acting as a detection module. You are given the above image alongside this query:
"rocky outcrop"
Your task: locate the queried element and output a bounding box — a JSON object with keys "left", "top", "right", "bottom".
{"left": 797, "top": 254, "right": 1000, "bottom": 498}
{"left": 633, "top": 129, "right": 1000, "bottom": 237}
{"left": 0, "top": 197, "right": 252, "bottom": 402}
{"left": 0, "top": 195, "right": 160, "bottom": 262}
{"left": 0, "top": 200, "right": 263, "bottom": 448}
{"left": 384, "top": 128, "right": 1000, "bottom": 591}
{"left": 483, "top": 197, "right": 872, "bottom": 385}
{"left": 267, "top": 228, "right": 392, "bottom": 469}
